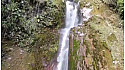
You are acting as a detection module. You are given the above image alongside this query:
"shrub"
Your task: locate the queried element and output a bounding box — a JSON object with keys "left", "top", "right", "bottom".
{"left": 2, "top": 0, "right": 37, "bottom": 47}
{"left": 2, "top": 0, "right": 64, "bottom": 47}
{"left": 117, "top": 0, "right": 124, "bottom": 19}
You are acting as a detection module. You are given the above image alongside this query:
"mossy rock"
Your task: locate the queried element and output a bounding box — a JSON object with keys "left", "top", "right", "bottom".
{"left": 69, "top": 0, "right": 123, "bottom": 69}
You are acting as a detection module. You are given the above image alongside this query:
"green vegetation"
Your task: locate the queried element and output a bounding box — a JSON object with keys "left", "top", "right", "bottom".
{"left": 37, "top": 1, "right": 64, "bottom": 28}
{"left": 101, "top": 0, "right": 124, "bottom": 19}
{"left": 69, "top": 39, "right": 80, "bottom": 70}
{"left": 2, "top": 0, "right": 36, "bottom": 46}
{"left": 1, "top": 0, "right": 64, "bottom": 69}
{"left": 117, "top": 0, "right": 124, "bottom": 19}
{"left": 2, "top": 0, "right": 64, "bottom": 47}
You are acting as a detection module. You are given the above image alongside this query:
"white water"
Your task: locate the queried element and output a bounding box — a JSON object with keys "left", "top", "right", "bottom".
{"left": 56, "top": 1, "right": 81, "bottom": 70}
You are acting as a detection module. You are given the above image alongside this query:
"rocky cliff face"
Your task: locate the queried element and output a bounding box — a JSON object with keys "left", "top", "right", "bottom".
{"left": 69, "top": 0, "right": 124, "bottom": 70}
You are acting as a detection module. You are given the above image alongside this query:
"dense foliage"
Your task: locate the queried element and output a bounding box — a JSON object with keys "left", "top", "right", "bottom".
{"left": 2, "top": 0, "right": 64, "bottom": 47}
{"left": 101, "top": 0, "right": 124, "bottom": 19}
{"left": 37, "top": 1, "right": 64, "bottom": 28}
{"left": 117, "top": 0, "right": 124, "bottom": 19}
{"left": 2, "top": 0, "right": 34, "bottom": 39}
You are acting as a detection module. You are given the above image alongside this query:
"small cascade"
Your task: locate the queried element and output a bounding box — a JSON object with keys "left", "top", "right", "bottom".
{"left": 56, "top": 1, "right": 82, "bottom": 70}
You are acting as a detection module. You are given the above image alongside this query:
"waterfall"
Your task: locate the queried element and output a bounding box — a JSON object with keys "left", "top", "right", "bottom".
{"left": 56, "top": 1, "right": 82, "bottom": 70}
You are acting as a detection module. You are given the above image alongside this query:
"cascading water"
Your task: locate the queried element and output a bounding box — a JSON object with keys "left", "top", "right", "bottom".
{"left": 56, "top": 1, "right": 82, "bottom": 70}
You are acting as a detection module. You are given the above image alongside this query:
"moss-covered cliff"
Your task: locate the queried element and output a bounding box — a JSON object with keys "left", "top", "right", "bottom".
{"left": 69, "top": 0, "right": 124, "bottom": 70}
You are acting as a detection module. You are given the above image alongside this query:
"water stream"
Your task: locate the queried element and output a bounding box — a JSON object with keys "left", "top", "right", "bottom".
{"left": 56, "top": 1, "right": 82, "bottom": 70}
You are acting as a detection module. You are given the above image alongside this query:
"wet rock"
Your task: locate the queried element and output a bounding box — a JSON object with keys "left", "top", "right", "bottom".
{"left": 69, "top": 0, "right": 123, "bottom": 70}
